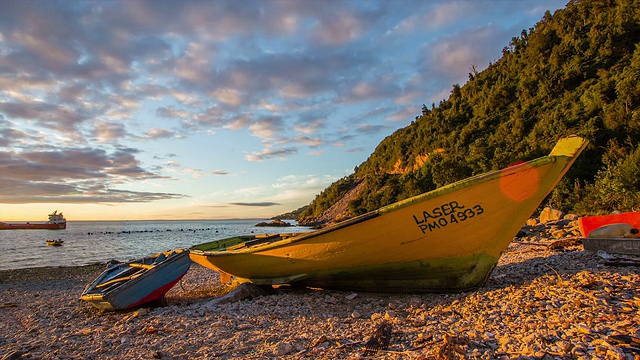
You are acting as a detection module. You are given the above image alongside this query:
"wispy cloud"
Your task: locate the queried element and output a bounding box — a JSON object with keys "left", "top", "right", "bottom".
{"left": 0, "top": 148, "right": 182, "bottom": 203}
{"left": 245, "top": 147, "right": 299, "bottom": 162}
{"left": 230, "top": 202, "right": 280, "bottom": 207}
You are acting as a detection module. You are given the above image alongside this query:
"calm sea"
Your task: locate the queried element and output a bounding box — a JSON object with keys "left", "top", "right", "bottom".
{"left": 0, "top": 219, "right": 310, "bottom": 271}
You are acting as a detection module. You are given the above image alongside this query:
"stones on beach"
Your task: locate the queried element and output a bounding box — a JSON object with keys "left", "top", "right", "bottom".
{"left": 1, "top": 210, "right": 639, "bottom": 358}
{"left": 1, "top": 350, "right": 25, "bottom": 360}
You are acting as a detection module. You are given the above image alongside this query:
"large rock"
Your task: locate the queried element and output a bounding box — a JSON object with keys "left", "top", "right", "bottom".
{"left": 255, "top": 219, "right": 292, "bottom": 227}
{"left": 539, "top": 207, "right": 564, "bottom": 223}
{"left": 204, "top": 283, "right": 268, "bottom": 307}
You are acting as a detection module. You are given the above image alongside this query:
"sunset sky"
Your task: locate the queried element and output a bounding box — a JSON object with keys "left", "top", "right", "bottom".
{"left": 0, "top": 0, "right": 567, "bottom": 221}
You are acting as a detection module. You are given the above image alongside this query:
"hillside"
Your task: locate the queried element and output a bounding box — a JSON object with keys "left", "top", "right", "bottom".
{"left": 298, "top": 0, "right": 640, "bottom": 226}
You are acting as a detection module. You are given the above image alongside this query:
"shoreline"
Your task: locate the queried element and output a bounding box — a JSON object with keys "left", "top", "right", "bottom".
{"left": 1, "top": 220, "right": 639, "bottom": 359}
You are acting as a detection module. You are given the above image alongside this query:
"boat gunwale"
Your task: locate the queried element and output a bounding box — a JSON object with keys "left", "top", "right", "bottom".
{"left": 192, "top": 155, "right": 562, "bottom": 257}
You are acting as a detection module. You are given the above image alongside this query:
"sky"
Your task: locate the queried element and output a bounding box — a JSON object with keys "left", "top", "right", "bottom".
{"left": 0, "top": 0, "right": 568, "bottom": 221}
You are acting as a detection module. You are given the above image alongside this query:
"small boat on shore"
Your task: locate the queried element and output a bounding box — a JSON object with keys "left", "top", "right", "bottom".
{"left": 46, "top": 239, "right": 64, "bottom": 246}
{"left": 81, "top": 249, "right": 192, "bottom": 311}
{"left": 190, "top": 136, "right": 587, "bottom": 293}
{"left": 0, "top": 211, "right": 67, "bottom": 230}
{"left": 579, "top": 212, "right": 640, "bottom": 255}
{"left": 578, "top": 212, "right": 640, "bottom": 237}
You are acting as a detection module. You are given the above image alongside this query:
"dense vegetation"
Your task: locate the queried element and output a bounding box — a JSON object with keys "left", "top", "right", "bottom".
{"left": 299, "top": 0, "right": 640, "bottom": 222}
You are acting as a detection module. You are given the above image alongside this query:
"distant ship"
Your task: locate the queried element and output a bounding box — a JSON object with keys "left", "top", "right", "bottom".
{"left": 0, "top": 211, "right": 67, "bottom": 230}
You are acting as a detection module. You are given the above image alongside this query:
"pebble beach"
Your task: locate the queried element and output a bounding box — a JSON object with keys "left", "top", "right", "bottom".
{"left": 1, "top": 215, "right": 639, "bottom": 359}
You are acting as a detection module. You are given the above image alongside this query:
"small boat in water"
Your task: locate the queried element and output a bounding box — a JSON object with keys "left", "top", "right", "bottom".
{"left": 81, "top": 249, "right": 191, "bottom": 311}
{"left": 0, "top": 211, "right": 67, "bottom": 230}
{"left": 46, "top": 239, "right": 64, "bottom": 246}
{"left": 190, "top": 136, "right": 587, "bottom": 293}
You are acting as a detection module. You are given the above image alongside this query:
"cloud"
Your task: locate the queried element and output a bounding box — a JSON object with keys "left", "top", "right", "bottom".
{"left": 248, "top": 117, "right": 285, "bottom": 141}
{"left": 392, "top": 2, "right": 473, "bottom": 33}
{"left": 355, "top": 124, "right": 386, "bottom": 135}
{"left": 312, "top": 13, "right": 366, "bottom": 45}
{"left": 229, "top": 202, "right": 280, "bottom": 207}
{"left": 0, "top": 125, "right": 37, "bottom": 148}
{"left": 143, "top": 128, "right": 174, "bottom": 140}
{"left": 93, "top": 121, "right": 129, "bottom": 143}
{"left": 293, "top": 136, "right": 323, "bottom": 148}
{"left": 0, "top": 148, "right": 183, "bottom": 203}
{"left": 388, "top": 106, "right": 420, "bottom": 122}
{"left": 293, "top": 116, "right": 326, "bottom": 134}
{"left": 245, "top": 147, "right": 298, "bottom": 162}
{"left": 179, "top": 168, "right": 231, "bottom": 179}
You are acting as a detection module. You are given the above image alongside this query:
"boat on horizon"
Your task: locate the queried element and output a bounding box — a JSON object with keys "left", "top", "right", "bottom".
{"left": 0, "top": 211, "right": 67, "bottom": 230}
{"left": 190, "top": 136, "right": 588, "bottom": 293}
{"left": 80, "top": 249, "right": 192, "bottom": 311}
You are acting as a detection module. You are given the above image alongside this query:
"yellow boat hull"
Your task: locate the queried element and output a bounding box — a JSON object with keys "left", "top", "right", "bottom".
{"left": 190, "top": 136, "right": 588, "bottom": 292}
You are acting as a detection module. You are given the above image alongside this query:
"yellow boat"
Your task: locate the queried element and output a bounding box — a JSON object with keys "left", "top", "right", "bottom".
{"left": 190, "top": 136, "right": 588, "bottom": 292}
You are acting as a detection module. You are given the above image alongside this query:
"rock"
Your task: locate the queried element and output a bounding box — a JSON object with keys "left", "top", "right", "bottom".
{"left": 564, "top": 214, "right": 579, "bottom": 221}
{"left": 204, "top": 283, "right": 267, "bottom": 307}
{"left": 275, "top": 342, "right": 294, "bottom": 356}
{"left": 134, "top": 308, "right": 149, "bottom": 317}
{"left": 384, "top": 310, "right": 396, "bottom": 319}
{"left": 540, "top": 207, "right": 564, "bottom": 223}
{"left": 309, "top": 335, "right": 328, "bottom": 348}
{"left": 255, "top": 219, "right": 292, "bottom": 227}
{"left": 345, "top": 293, "right": 358, "bottom": 300}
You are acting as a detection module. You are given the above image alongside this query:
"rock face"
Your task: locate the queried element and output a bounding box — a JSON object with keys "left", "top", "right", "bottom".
{"left": 255, "top": 219, "right": 292, "bottom": 227}
{"left": 298, "top": 179, "right": 366, "bottom": 228}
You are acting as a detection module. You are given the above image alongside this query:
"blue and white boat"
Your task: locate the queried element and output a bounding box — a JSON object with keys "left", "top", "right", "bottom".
{"left": 81, "top": 249, "right": 191, "bottom": 311}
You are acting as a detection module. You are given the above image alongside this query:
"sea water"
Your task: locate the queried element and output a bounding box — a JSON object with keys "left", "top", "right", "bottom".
{"left": 0, "top": 219, "right": 310, "bottom": 271}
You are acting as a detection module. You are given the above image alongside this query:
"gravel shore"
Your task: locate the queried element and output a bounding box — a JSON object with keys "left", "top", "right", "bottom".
{"left": 1, "top": 217, "right": 639, "bottom": 359}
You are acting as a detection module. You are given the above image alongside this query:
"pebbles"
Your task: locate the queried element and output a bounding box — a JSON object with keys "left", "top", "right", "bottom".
{"left": 1, "top": 215, "right": 639, "bottom": 359}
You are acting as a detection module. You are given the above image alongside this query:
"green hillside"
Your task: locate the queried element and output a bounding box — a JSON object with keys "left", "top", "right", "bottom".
{"left": 299, "top": 0, "right": 640, "bottom": 224}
